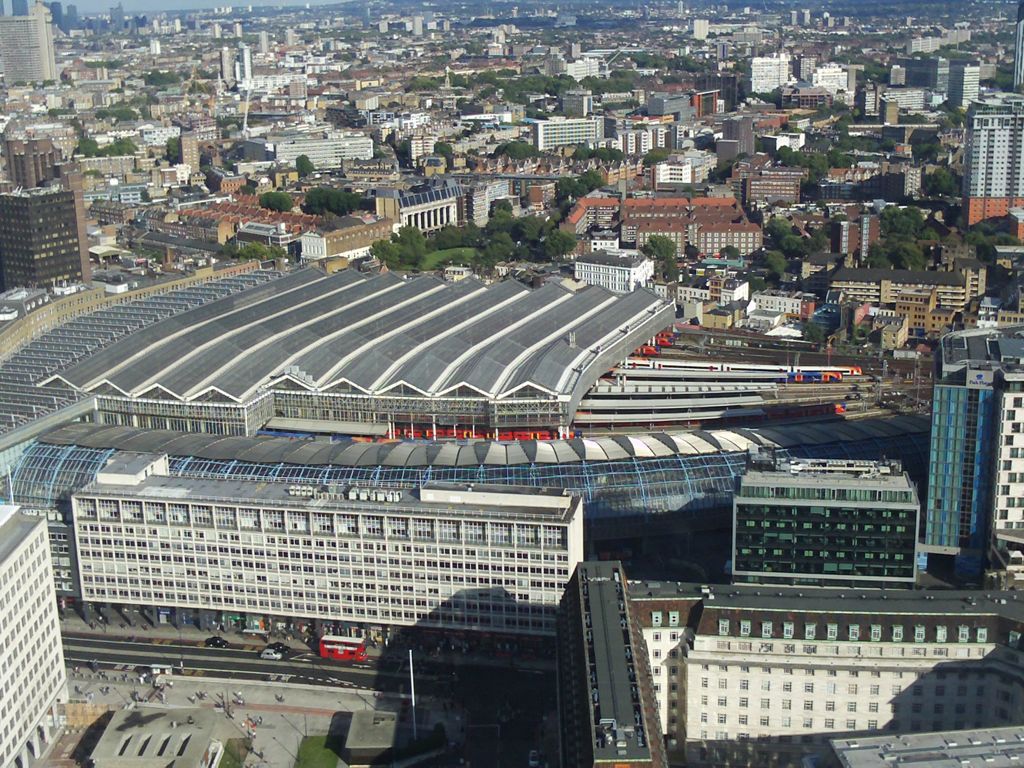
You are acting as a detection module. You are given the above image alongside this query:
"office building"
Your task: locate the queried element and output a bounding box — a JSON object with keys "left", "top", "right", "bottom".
{"left": 811, "top": 62, "right": 849, "bottom": 95}
{"left": 897, "top": 56, "right": 950, "bottom": 94}
{"left": 949, "top": 62, "right": 981, "bottom": 109}
{"left": 47, "top": 0, "right": 60, "bottom": 29}
{"left": 732, "top": 458, "right": 920, "bottom": 588}
{"left": 560, "top": 89, "right": 593, "bottom": 117}
{"left": 963, "top": 93, "right": 1024, "bottom": 225}
{"left": 72, "top": 454, "right": 584, "bottom": 636}
{"left": 557, "top": 562, "right": 667, "bottom": 768}
{"left": 411, "top": 15, "right": 423, "bottom": 35}
{"left": 1016, "top": 0, "right": 1024, "bottom": 92}
{"left": 243, "top": 128, "right": 373, "bottom": 167}
{"left": 10, "top": 0, "right": 26, "bottom": 14}
{"left": 108, "top": 1, "right": 122, "bottom": 30}
{"left": 532, "top": 117, "right": 604, "bottom": 151}
{"left": 692, "top": 18, "right": 708, "bottom": 40}
{"left": 258, "top": 29, "right": 269, "bottom": 54}
{"left": 633, "top": 581, "right": 1024, "bottom": 767}
{"left": 924, "top": 328, "right": 1024, "bottom": 581}
{"left": 0, "top": 185, "right": 87, "bottom": 290}
{"left": 0, "top": 506, "right": 67, "bottom": 768}
{"left": 0, "top": 1, "right": 55, "bottom": 83}
{"left": 65, "top": 2, "right": 76, "bottom": 27}
{"left": 574, "top": 250, "right": 655, "bottom": 293}
{"left": 750, "top": 53, "right": 791, "bottom": 94}
{"left": 722, "top": 116, "right": 754, "bottom": 157}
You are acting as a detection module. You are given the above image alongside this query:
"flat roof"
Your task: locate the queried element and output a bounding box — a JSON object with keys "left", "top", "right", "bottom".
{"left": 79, "top": 474, "right": 578, "bottom": 524}
{"left": 89, "top": 707, "right": 227, "bottom": 767}
{"left": 831, "top": 727, "right": 1024, "bottom": 768}
{"left": 0, "top": 507, "right": 39, "bottom": 564}
{"left": 576, "top": 561, "right": 653, "bottom": 761}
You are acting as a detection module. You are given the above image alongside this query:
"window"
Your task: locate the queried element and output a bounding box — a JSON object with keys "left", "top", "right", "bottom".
{"left": 978, "top": 627, "right": 988, "bottom": 643}
{"left": 804, "top": 700, "right": 814, "bottom": 711}
{"left": 892, "top": 625, "right": 904, "bottom": 642}
{"left": 740, "top": 620, "right": 751, "bottom": 637}
{"left": 958, "top": 625, "right": 970, "bottom": 643}
{"left": 652, "top": 611, "right": 663, "bottom": 627}
{"left": 935, "top": 625, "right": 947, "bottom": 643}
{"left": 761, "top": 698, "right": 771, "bottom": 709}
{"left": 805, "top": 623, "right": 817, "bottom": 640}
{"left": 718, "top": 696, "right": 728, "bottom": 707}
{"left": 826, "top": 701, "right": 836, "bottom": 711}
{"left": 847, "top": 702, "right": 857, "bottom": 712}
{"left": 804, "top": 682, "right": 814, "bottom": 693}
{"left": 870, "top": 624, "right": 882, "bottom": 642}
{"left": 718, "top": 619, "right": 729, "bottom": 636}
{"left": 762, "top": 621, "right": 773, "bottom": 638}
{"left": 849, "top": 625, "right": 860, "bottom": 641}
{"left": 740, "top": 680, "right": 749, "bottom": 690}
{"left": 783, "top": 621, "right": 794, "bottom": 639}
{"left": 826, "top": 623, "right": 838, "bottom": 640}
{"left": 760, "top": 716, "right": 770, "bottom": 727}
{"left": 914, "top": 625, "right": 926, "bottom": 643}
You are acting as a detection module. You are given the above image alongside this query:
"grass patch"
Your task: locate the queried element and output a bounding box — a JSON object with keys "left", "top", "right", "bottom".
{"left": 294, "top": 735, "right": 341, "bottom": 768}
{"left": 219, "top": 738, "right": 249, "bottom": 768}
{"left": 419, "top": 247, "right": 478, "bottom": 270}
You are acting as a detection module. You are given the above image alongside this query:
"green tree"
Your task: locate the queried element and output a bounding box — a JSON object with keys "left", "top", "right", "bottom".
{"left": 371, "top": 239, "right": 402, "bottom": 269}
{"left": 393, "top": 226, "right": 428, "bottom": 267}
{"left": 802, "top": 322, "right": 826, "bottom": 344}
{"left": 923, "top": 167, "right": 958, "bottom": 197}
{"left": 165, "top": 136, "right": 180, "bottom": 163}
{"left": 301, "top": 187, "right": 365, "bottom": 216}
{"left": 544, "top": 229, "right": 578, "bottom": 261}
{"left": 295, "top": 154, "right": 315, "bottom": 177}
{"left": 431, "top": 225, "right": 466, "bottom": 251}
{"left": 641, "top": 235, "right": 679, "bottom": 282}
{"left": 484, "top": 232, "right": 516, "bottom": 263}
{"left": 763, "top": 250, "right": 788, "bottom": 281}
{"left": 642, "top": 147, "right": 671, "bottom": 167}
{"left": 433, "top": 142, "right": 454, "bottom": 161}
{"left": 258, "top": 191, "right": 293, "bottom": 212}
{"left": 493, "top": 141, "right": 539, "bottom": 160}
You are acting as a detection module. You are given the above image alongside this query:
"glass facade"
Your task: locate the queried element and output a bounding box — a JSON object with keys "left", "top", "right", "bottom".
{"left": 925, "top": 384, "right": 994, "bottom": 562}
{"left": 9, "top": 428, "right": 931, "bottom": 521}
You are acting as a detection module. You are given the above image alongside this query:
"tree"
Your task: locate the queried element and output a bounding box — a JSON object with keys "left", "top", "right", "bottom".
{"left": 165, "top": 136, "right": 180, "bottom": 163}
{"left": 641, "top": 235, "right": 679, "bottom": 282}
{"left": 431, "top": 225, "right": 466, "bottom": 251}
{"left": 642, "top": 147, "right": 671, "bottom": 167}
{"left": 484, "top": 232, "right": 516, "bottom": 263}
{"left": 544, "top": 230, "right": 578, "bottom": 261}
{"left": 371, "top": 239, "right": 402, "bottom": 269}
{"left": 721, "top": 245, "right": 741, "bottom": 260}
{"left": 258, "top": 191, "right": 293, "bottom": 212}
{"left": 393, "top": 226, "right": 428, "bottom": 267}
{"left": 493, "top": 141, "right": 538, "bottom": 160}
{"left": 301, "top": 187, "right": 365, "bottom": 216}
{"left": 433, "top": 142, "right": 454, "bottom": 161}
{"left": 802, "top": 322, "right": 826, "bottom": 344}
{"left": 762, "top": 250, "right": 788, "bottom": 281}
{"left": 923, "top": 167, "right": 958, "bottom": 197}
{"left": 295, "top": 154, "right": 315, "bottom": 177}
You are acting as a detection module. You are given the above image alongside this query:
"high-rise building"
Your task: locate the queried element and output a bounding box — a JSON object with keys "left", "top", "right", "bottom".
{"left": 233, "top": 40, "right": 252, "bottom": 87}
{"left": 924, "top": 327, "right": 1024, "bottom": 582}
{"left": 218, "top": 45, "right": 234, "bottom": 85}
{"left": 64, "top": 2, "right": 76, "bottom": 28}
{"left": 232, "top": 20, "right": 241, "bottom": 37}
{"left": 178, "top": 131, "right": 199, "bottom": 172}
{"left": 47, "top": 0, "right": 60, "bottom": 30}
{"left": 732, "top": 458, "right": 920, "bottom": 588}
{"left": 963, "top": 93, "right": 1024, "bottom": 225}
{"left": 750, "top": 53, "right": 791, "bottom": 93}
{"left": 949, "top": 61, "right": 981, "bottom": 109}
{"left": 1015, "top": 0, "right": 1024, "bottom": 92}
{"left": 0, "top": 185, "right": 87, "bottom": 290}
{"left": 0, "top": 506, "right": 67, "bottom": 768}
{"left": 897, "top": 56, "right": 950, "bottom": 94}
{"left": 692, "top": 18, "right": 708, "bottom": 39}
{"left": 10, "top": 0, "right": 27, "bottom": 14}
{"left": 722, "top": 115, "right": 754, "bottom": 157}
{"left": 284, "top": 27, "right": 297, "bottom": 46}
{"left": 108, "top": 1, "right": 122, "bottom": 29}
{"left": 3, "top": 136, "right": 60, "bottom": 187}
{"left": 148, "top": 37, "right": 160, "bottom": 55}
{"left": 532, "top": 116, "right": 604, "bottom": 151}
{"left": 0, "top": 1, "right": 56, "bottom": 83}
{"left": 258, "top": 29, "right": 269, "bottom": 54}
{"left": 411, "top": 14, "right": 423, "bottom": 35}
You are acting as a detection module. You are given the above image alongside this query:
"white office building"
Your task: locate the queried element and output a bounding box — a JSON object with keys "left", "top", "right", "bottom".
{"left": 811, "top": 63, "right": 849, "bottom": 95}
{"left": 750, "top": 53, "right": 792, "bottom": 93}
{"left": 234, "top": 41, "right": 253, "bottom": 88}
{"left": 0, "top": 506, "right": 67, "bottom": 768}
{"left": 574, "top": 250, "right": 655, "bottom": 293}
{"left": 72, "top": 454, "right": 584, "bottom": 636}
{"left": 693, "top": 18, "right": 709, "bottom": 40}
{"left": 0, "top": 1, "right": 57, "bottom": 83}
{"left": 948, "top": 62, "right": 980, "bottom": 110}
{"left": 532, "top": 117, "right": 605, "bottom": 151}
{"left": 244, "top": 129, "right": 374, "bottom": 167}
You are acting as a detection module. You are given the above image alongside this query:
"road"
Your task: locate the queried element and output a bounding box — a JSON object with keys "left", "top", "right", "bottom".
{"left": 63, "top": 634, "right": 409, "bottom": 692}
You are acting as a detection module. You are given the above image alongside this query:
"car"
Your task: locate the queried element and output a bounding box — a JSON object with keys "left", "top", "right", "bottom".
{"left": 204, "top": 636, "right": 229, "bottom": 648}
{"left": 266, "top": 642, "right": 289, "bottom": 653}
{"left": 528, "top": 750, "right": 541, "bottom": 768}
{"left": 260, "top": 648, "right": 284, "bottom": 661}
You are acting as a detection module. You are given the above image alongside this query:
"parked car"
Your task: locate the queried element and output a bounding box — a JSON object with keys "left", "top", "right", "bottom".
{"left": 204, "top": 636, "right": 229, "bottom": 649}
{"left": 260, "top": 648, "right": 284, "bottom": 661}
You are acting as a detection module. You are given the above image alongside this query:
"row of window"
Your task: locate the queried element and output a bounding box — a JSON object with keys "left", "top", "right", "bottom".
{"left": 718, "top": 618, "right": 989, "bottom": 644}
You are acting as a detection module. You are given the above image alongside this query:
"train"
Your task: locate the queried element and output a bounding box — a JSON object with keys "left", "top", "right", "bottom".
{"left": 620, "top": 358, "right": 863, "bottom": 383}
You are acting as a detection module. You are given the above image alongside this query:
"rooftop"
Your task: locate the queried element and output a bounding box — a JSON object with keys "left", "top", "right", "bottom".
{"left": 89, "top": 707, "right": 229, "bottom": 768}
{"left": 831, "top": 727, "right": 1024, "bottom": 768}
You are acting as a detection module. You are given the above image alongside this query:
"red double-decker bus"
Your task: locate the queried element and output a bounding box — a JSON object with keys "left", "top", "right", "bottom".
{"left": 318, "top": 635, "right": 368, "bottom": 662}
